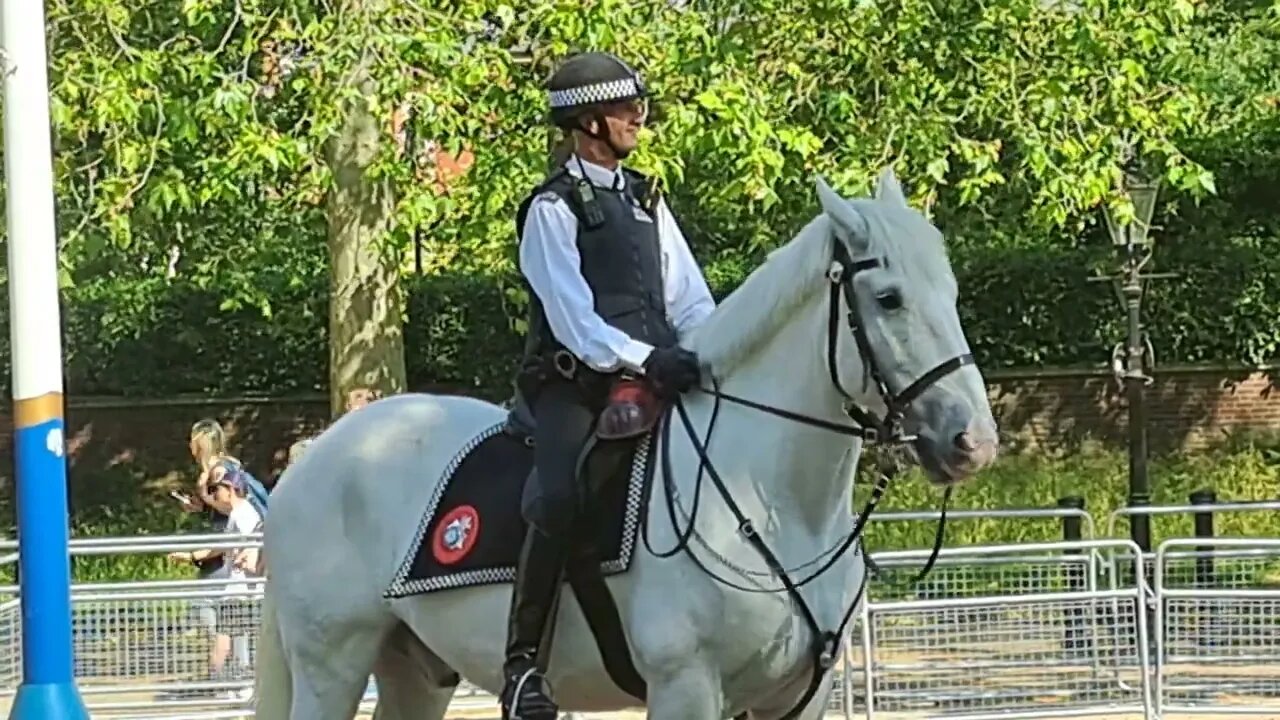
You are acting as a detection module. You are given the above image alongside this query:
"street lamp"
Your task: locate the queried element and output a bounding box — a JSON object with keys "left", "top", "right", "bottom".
{"left": 1103, "top": 171, "right": 1160, "bottom": 250}
{"left": 1099, "top": 167, "right": 1166, "bottom": 554}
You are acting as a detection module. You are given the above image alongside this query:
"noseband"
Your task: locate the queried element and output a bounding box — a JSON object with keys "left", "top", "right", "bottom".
{"left": 642, "top": 236, "right": 974, "bottom": 720}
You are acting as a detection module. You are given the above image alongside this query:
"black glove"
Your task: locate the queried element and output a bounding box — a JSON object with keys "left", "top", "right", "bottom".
{"left": 643, "top": 346, "right": 702, "bottom": 398}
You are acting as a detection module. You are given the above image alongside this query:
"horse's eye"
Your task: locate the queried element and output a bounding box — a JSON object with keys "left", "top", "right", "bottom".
{"left": 876, "top": 291, "right": 903, "bottom": 311}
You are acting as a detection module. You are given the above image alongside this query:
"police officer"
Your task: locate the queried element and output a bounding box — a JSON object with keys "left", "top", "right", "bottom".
{"left": 501, "top": 51, "right": 716, "bottom": 719}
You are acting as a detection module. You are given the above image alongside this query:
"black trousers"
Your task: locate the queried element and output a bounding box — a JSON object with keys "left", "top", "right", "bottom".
{"left": 520, "top": 379, "right": 602, "bottom": 538}
{"left": 505, "top": 377, "right": 605, "bottom": 671}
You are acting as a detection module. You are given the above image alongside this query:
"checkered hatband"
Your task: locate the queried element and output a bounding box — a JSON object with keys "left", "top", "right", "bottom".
{"left": 549, "top": 76, "right": 646, "bottom": 110}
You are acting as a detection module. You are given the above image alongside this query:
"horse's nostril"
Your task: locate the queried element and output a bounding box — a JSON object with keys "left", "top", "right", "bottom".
{"left": 953, "top": 431, "right": 976, "bottom": 452}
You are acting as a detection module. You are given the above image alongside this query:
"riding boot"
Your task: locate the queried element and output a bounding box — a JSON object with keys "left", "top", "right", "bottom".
{"left": 500, "top": 524, "right": 569, "bottom": 720}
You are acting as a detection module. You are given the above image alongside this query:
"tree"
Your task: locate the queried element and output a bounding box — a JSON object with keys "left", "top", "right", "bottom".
{"left": 322, "top": 3, "right": 406, "bottom": 416}
{"left": 325, "top": 52, "right": 406, "bottom": 415}
{"left": 3, "top": 0, "right": 1274, "bottom": 402}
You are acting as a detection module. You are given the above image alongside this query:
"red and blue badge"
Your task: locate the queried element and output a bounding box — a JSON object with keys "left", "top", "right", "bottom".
{"left": 432, "top": 505, "right": 481, "bottom": 565}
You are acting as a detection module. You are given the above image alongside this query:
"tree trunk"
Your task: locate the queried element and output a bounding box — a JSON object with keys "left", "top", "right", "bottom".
{"left": 325, "top": 53, "right": 406, "bottom": 419}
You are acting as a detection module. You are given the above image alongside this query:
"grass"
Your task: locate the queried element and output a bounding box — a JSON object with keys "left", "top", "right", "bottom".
{"left": 854, "top": 429, "right": 1280, "bottom": 553}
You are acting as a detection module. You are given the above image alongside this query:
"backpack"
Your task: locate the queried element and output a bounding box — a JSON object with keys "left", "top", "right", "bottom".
{"left": 215, "top": 458, "right": 270, "bottom": 519}
{"left": 241, "top": 471, "right": 270, "bottom": 519}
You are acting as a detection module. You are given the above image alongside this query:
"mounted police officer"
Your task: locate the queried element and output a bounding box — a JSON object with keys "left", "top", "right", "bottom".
{"left": 501, "top": 51, "right": 716, "bottom": 720}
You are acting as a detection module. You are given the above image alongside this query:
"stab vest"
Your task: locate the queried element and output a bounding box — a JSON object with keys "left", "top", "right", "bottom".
{"left": 516, "top": 167, "right": 677, "bottom": 373}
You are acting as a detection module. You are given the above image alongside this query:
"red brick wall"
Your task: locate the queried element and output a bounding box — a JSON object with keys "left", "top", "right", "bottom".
{"left": 0, "top": 367, "right": 1275, "bottom": 497}
{"left": 988, "top": 367, "right": 1279, "bottom": 452}
{"left": 0, "top": 397, "right": 330, "bottom": 501}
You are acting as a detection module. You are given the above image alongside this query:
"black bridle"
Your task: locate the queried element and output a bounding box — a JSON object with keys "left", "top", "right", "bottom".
{"left": 640, "top": 237, "right": 975, "bottom": 720}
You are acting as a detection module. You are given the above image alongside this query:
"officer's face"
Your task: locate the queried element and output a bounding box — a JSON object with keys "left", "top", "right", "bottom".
{"left": 596, "top": 98, "right": 648, "bottom": 156}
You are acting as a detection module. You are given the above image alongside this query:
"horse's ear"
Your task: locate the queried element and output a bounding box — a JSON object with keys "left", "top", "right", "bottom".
{"left": 874, "top": 166, "right": 909, "bottom": 208}
{"left": 815, "top": 175, "right": 870, "bottom": 247}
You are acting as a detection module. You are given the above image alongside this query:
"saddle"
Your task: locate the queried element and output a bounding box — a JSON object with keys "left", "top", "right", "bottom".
{"left": 504, "top": 376, "right": 666, "bottom": 444}
{"left": 401, "top": 376, "right": 664, "bottom": 705}
{"left": 596, "top": 376, "right": 666, "bottom": 440}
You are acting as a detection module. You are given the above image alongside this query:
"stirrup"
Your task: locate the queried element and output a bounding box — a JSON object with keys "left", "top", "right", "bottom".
{"left": 502, "top": 666, "right": 559, "bottom": 720}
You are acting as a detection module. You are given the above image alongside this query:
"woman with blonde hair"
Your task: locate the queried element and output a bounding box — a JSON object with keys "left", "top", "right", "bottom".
{"left": 187, "top": 419, "right": 234, "bottom": 512}
{"left": 183, "top": 419, "right": 269, "bottom": 517}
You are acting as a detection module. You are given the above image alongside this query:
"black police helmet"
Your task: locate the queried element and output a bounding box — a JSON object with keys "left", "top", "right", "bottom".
{"left": 547, "top": 51, "right": 649, "bottom": 130}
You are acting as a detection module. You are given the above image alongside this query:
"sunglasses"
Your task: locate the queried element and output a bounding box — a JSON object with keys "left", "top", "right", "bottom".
{"left": 601, "top": 97, "right": 650, "bottom": 123}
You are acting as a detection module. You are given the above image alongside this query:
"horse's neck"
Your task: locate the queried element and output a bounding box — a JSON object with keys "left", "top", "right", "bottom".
{"left": 706, "top": 286, "right": 868, "bottom": 538}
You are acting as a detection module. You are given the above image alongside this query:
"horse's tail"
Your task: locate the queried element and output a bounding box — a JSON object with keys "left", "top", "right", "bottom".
{"left": 254, "top": 579, "right": 292, "bottom": 718}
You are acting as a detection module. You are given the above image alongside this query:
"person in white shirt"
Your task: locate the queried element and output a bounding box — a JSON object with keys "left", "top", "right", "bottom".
{"left": 500, "top": 51, "right": 716, "bottom": 720}
{"left": 169, "top": 470, "right": 262, "bottom": 686}
{"left": 212, "top": 473, "right": 262, "bottom": 592}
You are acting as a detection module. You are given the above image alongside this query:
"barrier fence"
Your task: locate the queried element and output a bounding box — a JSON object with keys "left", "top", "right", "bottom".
{"left": 2, "top": 498, "right": 1279, "bottom": 719}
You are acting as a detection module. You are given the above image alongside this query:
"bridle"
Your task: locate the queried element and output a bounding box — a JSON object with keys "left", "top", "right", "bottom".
{"left": 640, "top": 234, "right": 975, "bottom": 720}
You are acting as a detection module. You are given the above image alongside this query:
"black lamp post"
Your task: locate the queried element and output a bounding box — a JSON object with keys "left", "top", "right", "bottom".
{"left": 1099, "top": 168, "right": 1165, "bottom": 553}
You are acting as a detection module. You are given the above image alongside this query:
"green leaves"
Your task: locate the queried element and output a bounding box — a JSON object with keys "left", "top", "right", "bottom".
{"left": 30, "top": 0, "right": 1254, "bottom": 272}
{"left": 0, "top": 0, "right": 1274, "bottom": 396}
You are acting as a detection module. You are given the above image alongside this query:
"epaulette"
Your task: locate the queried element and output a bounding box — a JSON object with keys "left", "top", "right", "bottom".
{"left": 515, "top": 169, "right": 573, "bottom": 241}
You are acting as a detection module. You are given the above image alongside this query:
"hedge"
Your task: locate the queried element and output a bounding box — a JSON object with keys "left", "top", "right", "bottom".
{"left": 0, "top": 228, "right": 1275, "bottom": 401}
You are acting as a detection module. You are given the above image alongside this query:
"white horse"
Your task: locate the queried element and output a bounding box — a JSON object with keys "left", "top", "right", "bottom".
{"left": 253, "top": 169, "right": 1000, "bottom": 720}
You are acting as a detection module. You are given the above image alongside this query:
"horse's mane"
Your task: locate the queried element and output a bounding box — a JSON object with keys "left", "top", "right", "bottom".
{"left": 688, "top": 197, "right": 951, "bottom": 377}
{"left": 687, "top": 213, "right": 837, "bottom": 375}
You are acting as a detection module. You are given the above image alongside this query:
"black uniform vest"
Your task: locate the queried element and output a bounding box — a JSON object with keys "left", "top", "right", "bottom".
{"left": 516, "top": 167, "right": 678, "bottom": 373}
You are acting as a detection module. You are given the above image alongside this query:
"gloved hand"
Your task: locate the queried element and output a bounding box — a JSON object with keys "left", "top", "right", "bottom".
{"left": 642, "top": 346, "right": 702, "bottom": 398}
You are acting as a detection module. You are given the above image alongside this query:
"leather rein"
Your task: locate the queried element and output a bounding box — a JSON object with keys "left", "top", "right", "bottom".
{"left": 640, "top": 238, "right": 974, "bottom": 720}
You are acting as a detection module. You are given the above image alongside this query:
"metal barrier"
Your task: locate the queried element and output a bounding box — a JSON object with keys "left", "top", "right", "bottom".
{"left": 6, "top": 505, "right": 1280, "bottom": 719}
{"left": 868, "top": 503, "right": 1097, "bottom": 555}
{"left": 1105, "top": 499, "right": 1280, "bottom": 587}
{"left": 0, "top": 534, "right": 505, "bottom": 717}
{"left": 1107, "top": 499, "right": 1280, "bottom": 544}
{"left": 0, "top": 537, "right": 266, "bottom": 719}
{"left": 1155, "top": 538, "right": 1280, "bottom": 717}
{"left": 857, "top": 540, "right": 1154, "bottom": 720}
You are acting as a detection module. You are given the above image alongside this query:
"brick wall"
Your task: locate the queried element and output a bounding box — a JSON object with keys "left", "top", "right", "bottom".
{"left": 0, "top": 397, "right": 331, "bottom": 506}
{"left": 0, "top": 367, "right": 1276, "bottom": 497}
{"left": 988, "top": 366, "right": 1279, "bottom": 453}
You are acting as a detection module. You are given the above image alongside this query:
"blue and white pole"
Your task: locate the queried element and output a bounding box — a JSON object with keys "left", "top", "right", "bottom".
{"left": 2, "top": 0, "right": 89, "bottom": 717}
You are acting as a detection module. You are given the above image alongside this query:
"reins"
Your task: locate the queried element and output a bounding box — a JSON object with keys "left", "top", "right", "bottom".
{"left": 639, "top": 238, "right": 972, "bottom": 720}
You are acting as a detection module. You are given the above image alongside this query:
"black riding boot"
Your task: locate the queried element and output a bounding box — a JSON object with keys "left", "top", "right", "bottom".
{"left": 500, "top": 525, "right": 569, "bottom": 720}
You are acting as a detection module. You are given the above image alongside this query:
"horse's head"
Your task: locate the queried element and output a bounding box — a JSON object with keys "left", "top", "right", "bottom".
{"left": 816, "top": 169, "right": 998, "bottom": 485}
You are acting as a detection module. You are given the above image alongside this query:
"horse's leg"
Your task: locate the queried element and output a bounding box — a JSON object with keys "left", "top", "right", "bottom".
{"left": 644, "top": 661, "right": 724, "bottom": 720}
{"left": 371, "top": 622, "right": 458, "bottom": 720}
{"left": 282, "top": 615, "right": 390, "bottom": 720}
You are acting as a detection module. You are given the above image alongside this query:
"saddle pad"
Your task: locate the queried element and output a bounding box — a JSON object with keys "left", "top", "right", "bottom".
{"left": 385, "top": 421, "right": 654, "bottom": 598}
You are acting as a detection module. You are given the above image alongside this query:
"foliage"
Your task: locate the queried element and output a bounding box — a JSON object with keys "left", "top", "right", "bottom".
{"left": 0, "top": 0, "right": 1277, "bottom": 394}
{"left": 1, "top": 225, "right": 1277, "bottom": 398}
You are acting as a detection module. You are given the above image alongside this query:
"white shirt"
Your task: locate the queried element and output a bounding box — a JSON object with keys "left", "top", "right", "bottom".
{"left": 216, "top": 500, "right": 262, "bottom": 594}
{"left": 518, "top": 155, "right": 716, "bottom": 374}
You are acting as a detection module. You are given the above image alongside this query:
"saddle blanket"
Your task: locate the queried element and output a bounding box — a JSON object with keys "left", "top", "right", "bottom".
{"left": 385, "top": 421, "right": 655, "bottom": 598}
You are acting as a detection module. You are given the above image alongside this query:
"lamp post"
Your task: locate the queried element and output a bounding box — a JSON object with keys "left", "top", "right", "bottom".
{"left": 1098, "top": 167, "right": 1168, "bottom": 554}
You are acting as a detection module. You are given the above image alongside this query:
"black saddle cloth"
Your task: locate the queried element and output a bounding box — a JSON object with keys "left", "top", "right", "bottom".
{"left": 385, "top": 420, "right": 655, "bottom": 598}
